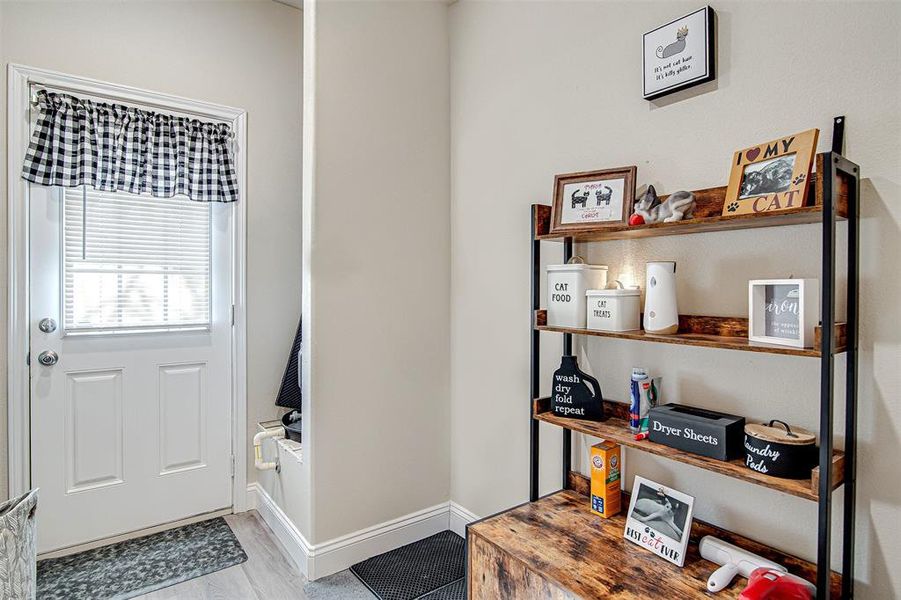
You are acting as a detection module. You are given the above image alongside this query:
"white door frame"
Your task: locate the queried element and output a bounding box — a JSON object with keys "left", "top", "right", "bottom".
{"left": 6, "top": 64, "right": 249, "bottom": 513}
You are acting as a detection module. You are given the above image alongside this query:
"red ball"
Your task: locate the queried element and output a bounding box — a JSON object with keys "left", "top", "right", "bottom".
{"left": 629, "top": 214, "right": 645, "bottom": 226}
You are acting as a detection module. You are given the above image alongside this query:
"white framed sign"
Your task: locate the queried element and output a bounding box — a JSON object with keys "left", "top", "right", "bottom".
{"left": 623, "top": 476, "right": 695, "bottom": 567}
{"left": 642, "top": 6, "right": 716, "bottom": 100}
{"left": 748, "top": 279, "right": 819, "bottom": 349}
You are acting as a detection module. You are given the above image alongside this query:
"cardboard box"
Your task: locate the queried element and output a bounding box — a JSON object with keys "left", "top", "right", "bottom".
{"left": 590, "top": 441, "right": 621, "bottom": 518}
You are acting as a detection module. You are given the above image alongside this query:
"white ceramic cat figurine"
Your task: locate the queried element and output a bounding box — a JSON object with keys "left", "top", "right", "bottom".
{"left": 632, "top": 185, "right": 696, "bottom": 224}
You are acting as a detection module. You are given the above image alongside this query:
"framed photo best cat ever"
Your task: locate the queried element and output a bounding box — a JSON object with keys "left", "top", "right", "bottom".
{"left": 623, "top": 476, "right": 695, "bottom": 567}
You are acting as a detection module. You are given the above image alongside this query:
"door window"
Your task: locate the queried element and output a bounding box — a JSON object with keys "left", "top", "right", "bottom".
{"left": 62, "top": 189, "right": 212, "bottom": 334}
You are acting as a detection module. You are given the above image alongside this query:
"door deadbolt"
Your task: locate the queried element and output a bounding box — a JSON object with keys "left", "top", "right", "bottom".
{"left": 38, "top": 318, "right": 57, "bottom": 333}
{"left": 37, "top": 350, "right": 59, "bottom": 366}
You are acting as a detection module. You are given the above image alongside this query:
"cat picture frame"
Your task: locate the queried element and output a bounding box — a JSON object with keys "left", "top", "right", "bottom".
{"left": 550, "top": 167, "right": 637, "bottom": 235}
{"left": 723, "top": 129, "right": 819, "bottom": 217}
{"left": 643, "top": 6, "right": 716, "bottom": 100}
{"left": 623, "top": 476, "right": 695, "bottom": 567}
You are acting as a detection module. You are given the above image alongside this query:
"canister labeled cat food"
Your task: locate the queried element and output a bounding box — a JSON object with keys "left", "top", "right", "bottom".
{"left": 547, "top": 259, "right": 608, "bottom": 328}
{"left": 586, "top": 288, "right": 641, "bottom": 332}
{"left": 744, "top": 420, "right": 816, "bottom": 479}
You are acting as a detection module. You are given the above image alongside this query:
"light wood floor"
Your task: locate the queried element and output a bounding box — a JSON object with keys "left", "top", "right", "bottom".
{"left": 135, "top": 511, "right": 308, "bottom": 600}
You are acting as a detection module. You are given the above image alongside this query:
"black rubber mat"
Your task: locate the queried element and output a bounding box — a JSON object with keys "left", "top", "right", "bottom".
{"left": 350, "top": 531, "right": 465, "bottom": 600}
{"left": 420, "top": 578, "right": 465, "bottom": 600}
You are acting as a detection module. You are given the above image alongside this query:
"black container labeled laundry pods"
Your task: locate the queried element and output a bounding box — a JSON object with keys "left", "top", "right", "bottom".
{"left": 744, "top": 420, "right": 817, "bottom": 479}
{"left": 551, "top": 355, "right": 604, "bottom": 422}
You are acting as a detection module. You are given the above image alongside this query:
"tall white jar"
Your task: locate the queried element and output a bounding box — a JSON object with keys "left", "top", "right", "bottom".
{"left": 547, "top": 261, "right": 608, "bottom": 328}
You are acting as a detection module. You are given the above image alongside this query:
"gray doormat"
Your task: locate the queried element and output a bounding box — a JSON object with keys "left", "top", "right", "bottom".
{"left": 37, "top": 517, "right": 247, "bottom": 600}
{"left": 350, "top": 531, "right": 464, "bottom": 600}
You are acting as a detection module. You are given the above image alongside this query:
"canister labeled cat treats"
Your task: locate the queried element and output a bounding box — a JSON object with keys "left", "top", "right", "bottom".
{"left": 586, "top": 288, "right": 641, "bottom": 332}
{"left": 547, "top": 259, "right": 608, "bottom": 328}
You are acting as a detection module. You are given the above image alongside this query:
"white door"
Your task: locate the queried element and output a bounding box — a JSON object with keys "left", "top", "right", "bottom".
{"left": 29, "top": 184, "right": 234, "bottom": 553}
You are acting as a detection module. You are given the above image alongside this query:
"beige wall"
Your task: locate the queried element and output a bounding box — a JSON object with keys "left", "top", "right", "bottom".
{"left": 448, "top": 1, "right": 900, "bottom": 597}
{"left": 302, "top": 0, "right": 451, "bottom": 543}
{"left": 0, "top": 0, "right": 303, "bottom": 494}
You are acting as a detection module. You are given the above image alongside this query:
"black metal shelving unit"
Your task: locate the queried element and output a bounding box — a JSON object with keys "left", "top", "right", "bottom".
{"left": 529, "top": 117, "right": 860, "bottom": 599}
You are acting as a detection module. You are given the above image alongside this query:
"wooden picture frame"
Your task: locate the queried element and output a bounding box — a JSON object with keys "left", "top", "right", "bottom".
{"left": 749, "top": 279, "right": 819, "bottom": 349}
{"left": 550, "top": 167, "right": 637, "bottom": 235}
{"left": 723, "top": 129, "right": 819, "bottom": 216}
{"left": 642, "top": 6, "right": 716, "bottom": 101}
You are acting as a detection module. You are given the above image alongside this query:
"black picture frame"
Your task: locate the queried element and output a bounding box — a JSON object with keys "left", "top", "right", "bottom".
{"left": 642, "top": 6, "right": 716, "bottom": 101}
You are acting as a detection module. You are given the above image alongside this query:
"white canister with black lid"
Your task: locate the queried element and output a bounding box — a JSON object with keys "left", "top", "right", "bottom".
{"left": 547, "top": 258, "right": 608, "bottom": 328}
{"left": 744, "top": 420, "right": 817, "bottom": 479}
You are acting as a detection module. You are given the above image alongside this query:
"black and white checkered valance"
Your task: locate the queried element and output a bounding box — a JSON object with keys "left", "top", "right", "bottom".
{"left": 22, "top": 89, "right": 239, "bottom": 203}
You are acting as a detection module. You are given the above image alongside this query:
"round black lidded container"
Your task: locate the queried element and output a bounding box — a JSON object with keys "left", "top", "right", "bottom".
{"left": 281, "top": 410, "right": 302, "bottom": 443}
{"left": 744, "top": 420, "right": 816, "bottom": 479}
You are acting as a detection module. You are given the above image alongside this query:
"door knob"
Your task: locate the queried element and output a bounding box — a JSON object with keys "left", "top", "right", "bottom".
{"left": 37, "top": 350, "right": 59, "bottom": 366}
{"left": 39, "top": 318, "right": 57, "bottom": 333}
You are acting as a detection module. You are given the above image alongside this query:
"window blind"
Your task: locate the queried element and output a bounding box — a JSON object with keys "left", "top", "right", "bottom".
{"left": 63, "top": 189, "right": 212, "bottom": 334}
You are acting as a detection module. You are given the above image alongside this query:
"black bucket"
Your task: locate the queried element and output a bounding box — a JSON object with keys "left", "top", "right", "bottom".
{"left": 281, "top": 411, "right": 302, "bottom": 443}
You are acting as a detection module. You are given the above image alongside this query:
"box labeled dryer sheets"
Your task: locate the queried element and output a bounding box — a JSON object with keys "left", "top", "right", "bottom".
{"left": 590, "top": 441, "right": 621, "bottom": 518}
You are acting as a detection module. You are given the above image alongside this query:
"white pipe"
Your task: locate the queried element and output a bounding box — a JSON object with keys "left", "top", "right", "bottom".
{"left": 253, "top": 428, "right": 284, "bottom": 471}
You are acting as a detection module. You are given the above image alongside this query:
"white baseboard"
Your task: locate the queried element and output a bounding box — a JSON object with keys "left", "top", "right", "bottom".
{"left": 449, "top": 502, "right": 480, "bottom": 538}
{"left": 311, "top": 501, "right": 451, "bottom": 579}
{"left": 247, "top": 483, "right": 313, "bottom": 578}
{"left": 247, "top": 484, "right": 474, "bottom": 581}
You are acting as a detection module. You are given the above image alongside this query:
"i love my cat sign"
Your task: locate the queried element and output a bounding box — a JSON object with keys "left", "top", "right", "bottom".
{"left": 723, "top": 129, "right": 820, "bottom": 217}
{"left": 642, "top": 6, "right": 715, "bottom": 100}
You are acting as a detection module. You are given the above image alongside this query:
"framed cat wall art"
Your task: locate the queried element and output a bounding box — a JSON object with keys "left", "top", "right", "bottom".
{"left": 642, "top": 6, "right": 716, "bottom": 100}
{"left": 550, "top": 167, "right": 637, "bottom": 235}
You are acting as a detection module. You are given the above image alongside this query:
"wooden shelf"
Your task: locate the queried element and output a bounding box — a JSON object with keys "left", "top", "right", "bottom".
{"left": 533, "top": 398, "right": 844, "bottom": 502}
{"left": 513, "top": 150, "right": 858, "bottom": 599}
{"left": 532, "top": 156, "right": 851, "bottom": 242}
{"left": 535, "top": 309, "right": 847, "bottom": 357}
{"left": 536, "top": 205, "right": 842, "bottom": 242}
{"left": 468, "top": 486, "right": 841, "bottom": 599}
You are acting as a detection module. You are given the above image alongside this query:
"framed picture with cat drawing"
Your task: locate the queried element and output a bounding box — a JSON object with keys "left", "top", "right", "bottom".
{"left": 550, "top": 166, "right": 637, "bottom": 235}
{"left": 643, "top": 6, "right": 716, "bottom": 100}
